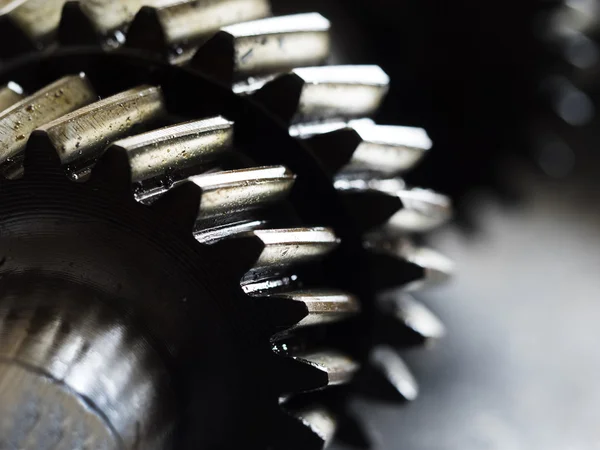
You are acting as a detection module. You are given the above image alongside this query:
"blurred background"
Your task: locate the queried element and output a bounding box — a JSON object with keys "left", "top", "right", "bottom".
{"left": 273, "top": 0, "right": 600, "bottom": 448}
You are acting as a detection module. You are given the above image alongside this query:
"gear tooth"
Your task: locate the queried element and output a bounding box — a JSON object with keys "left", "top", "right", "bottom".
{"left": 189, "top": 31, "right": 236, "bottom": 84}
{"left": 251, "top": 72, "right": 305, "bottom": 124}
{"left": 89, "top": 145, "right": 132, "bottom": 193}
{"left": 149, "top": 181, "right": 202, "bottom": 233}
{"left": 124, "top": 6, "right": 169, "bottom": 57}
{"left": 296, "top": 119, "right": 432, "bottom": 175}
{"left": 0, "top": 74, "right": 96, "bottom": 173}
{"left": 366, "top": 235, "right": 453, "bottom": 291}
{"left": 275, "top": 408, "right": 336, "bottom": 450}
{"left": 22, "top": 130, "right": 64, "bottom": 176}
{"left": 303, "top": 128, "right": 362, "bottom": 175}
{"left": 0, "top": 0, "right": 67, "bottom": 57}
{"left": 111, "top": 116, "right": 233, "bottom": 185}
{"left": 209, "top": 234, "right": 265, "bottom": 281}
{"left": 264, "top": 290, "right": 360, "bottom": 333}
{"left": 187, "top": 166, "right": 295, "bottom": 229}
{"left": 196, "top": 13, "right": 330, "bottom": 84}
{"left": 59, "top": 0, "right": 144, "bottom": 46}
{"left": 0, "top": 82, "right": 24, "bottom": 112}
{"left": 288, "top": 65, "right": 389, "bottom": 124}
{"left": 247, "top": 228, "right": 339, "bottom": 280}
{"left": 126, "top": 0, "right": 271, "bottom": 63}
{"left": 57, "top": 1, "right": 98, "bottom": 46}
{"left": 336, "top": 176, "right": 452, "bottom": 233}
{"left": 381, "top": 293, "right": 445, "bottom": 346}
{"left": 37, "top": 85, "right": 165, "bottom": 170}
{"left": 368, "top": 345, "right": 419, "bottom": 402}
{"left": 291, "top": 350, "right": 359, "bottom": 391}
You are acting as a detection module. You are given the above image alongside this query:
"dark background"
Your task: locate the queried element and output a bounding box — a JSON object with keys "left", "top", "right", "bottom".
{"left": 273, "top": 1, "right": 600, "bottom": 448}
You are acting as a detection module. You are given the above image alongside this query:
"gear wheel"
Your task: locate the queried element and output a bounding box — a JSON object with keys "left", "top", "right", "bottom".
{"left": 0, "top": 2, "right": 453, "bottom": 449}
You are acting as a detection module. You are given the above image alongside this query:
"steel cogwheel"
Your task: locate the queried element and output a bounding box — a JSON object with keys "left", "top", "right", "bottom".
{"left": 0, "top": 1, "right": 454, "bottom": 449}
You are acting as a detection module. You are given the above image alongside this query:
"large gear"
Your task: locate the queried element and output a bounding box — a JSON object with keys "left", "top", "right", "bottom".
{"left": 0, "top": 2, "right": 453, "bottom": 449}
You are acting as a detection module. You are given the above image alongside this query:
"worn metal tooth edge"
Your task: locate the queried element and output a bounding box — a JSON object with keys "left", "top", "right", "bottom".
{"left": 111, "top": 116, "right": 234, "bottom": 184}
{"left": 37, "top": 85, "right": 165, "bottom": 167}
{"left": 188, "top": 165, "right": 296, "bottom": 221}
{"left": 267, "top": 289, "right": 360, "bottom": 329}
{"left": 292, "top": 350, "right": 360, "bottom": 388}
{"left": 250, "top": 227, "right": 340, "bottom": 271}
{"left": 127, "top": 0, "right": 271, "bottom": 62}
{"left": 0, "top": 74, "right": 97, "bottom": 167}
{"left": 208, "top": 13, "right": 331, "bottom": 79}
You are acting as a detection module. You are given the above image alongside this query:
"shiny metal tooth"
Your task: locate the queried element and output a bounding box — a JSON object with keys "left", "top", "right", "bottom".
{"left": 37, "top": 86, "right": 165, "bottom": 165}
{"left": 111, "top": 116, "right": 233, "bottom": 183}
{"left": 367, "top": 235, "right": 454, "bottom": 291}
{"left": 0, "top": 82, "right": 23, "bottom": 112}
{"left": 268, "top": 289, "right": 360, "bottom": 329}
{"left": 195, "top": 220, "right": 265, "bottom": 244}
{"left": 65, "top": 0, "right": 149, "bottom": 38}
{"left": 313, "top": 120, "right": 432, "bottom": 174}
{"left": 384, "top": 293, "right": 445, "bottom": 342}
{"left": 127, "top": 0, "right": 271, "bottom": 60}
{"left": 263, "top": 65, "right": 389, "bottom": 123}
{"left": 0, "top": 74, "right": 96, "bottom": 165}
{"left": 293, "top": 406, "right": 337, "bottom": 449}
{"left": 0, "top": 0, "right": 67, "bottom": 46}
{"left": 370, "top": 345, "right": 418, "bottom": 401}
{"left": 208, "top": 13, "right": 330, "bottom": 78}
{"left": 336, "top": 176, "right": 452, "bottom": 233}
{"left": 189, "top": 165, "right": 295, "bottom": 220}
{"left": 251, "top": 227, "right": 339, "bottom": 270}
{"left": 292, "top": 350, "right": 359, "bottom": 387}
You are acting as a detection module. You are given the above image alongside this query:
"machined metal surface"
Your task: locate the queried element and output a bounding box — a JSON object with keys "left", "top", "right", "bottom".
{"left": 113, "top": 116, "right": 233, "bottom": 183}
{"left": 0, "top": 74, "right": 96, "bottom": 165}
{"left": 190, "top": 166, "right": 295, "bottom": 221}
{"left": 294, "top": 119, "right": 432, "bottom": 174}
{"left": 127, "top": 0, "right": 271, "bottom": 61}
{"left": 251, "top": 227, "right": 340, "bottom": 270}
{"left": 268, "top": 289, "right": 360, "bottom": 329}
{"left": 38, "top": 85, "right": 165, "bottom": 165}
{"left": 293, "top": 351, "right": 359, "bottom": 387}
{"left": 220, "top": 13, "right": 330, "bottom": 77}
{"left": 1, "top": 0, "right": 67, "bottom": 44}
{"left": 75, "top": 0, "right": 149, "bottom": 35}
{"left": 0, "top": 82, "right": 23, "bottom": 111}
{"left": 0, "top": 279, "right": 175, "bottom": 449}
{"left": 0, "top": 2, "right": 454, "bottom": 446}
{"left": 291, "top": 65, "right": 389, "bottom": 122}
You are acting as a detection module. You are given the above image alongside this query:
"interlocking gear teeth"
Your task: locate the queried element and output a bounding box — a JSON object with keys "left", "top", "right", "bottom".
{"left": 0, "top": 2, "right": 456, "bottom": 447}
